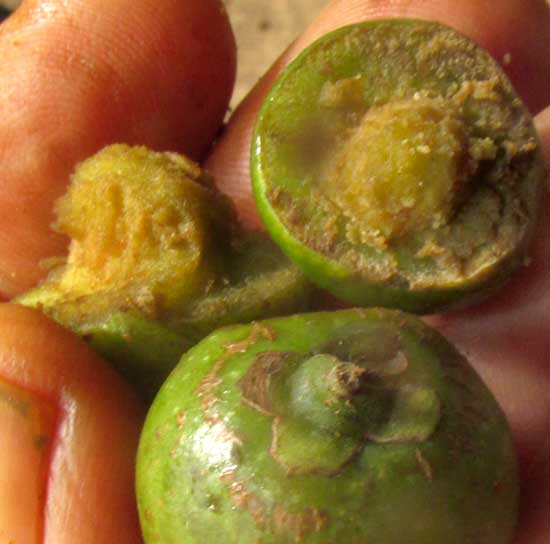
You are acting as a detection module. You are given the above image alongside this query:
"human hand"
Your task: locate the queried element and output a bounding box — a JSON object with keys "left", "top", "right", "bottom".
{"left": 0, "top": 1, "right": 548, "bottom": 543}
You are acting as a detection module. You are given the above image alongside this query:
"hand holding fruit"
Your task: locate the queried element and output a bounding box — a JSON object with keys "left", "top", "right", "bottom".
{"left": 0, "top": 1, "right": 549, "bottom": 543}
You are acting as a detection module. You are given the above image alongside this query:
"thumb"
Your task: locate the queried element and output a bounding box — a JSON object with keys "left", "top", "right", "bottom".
{"left": 0, "top": 303, "right": 145, "bottom": 543}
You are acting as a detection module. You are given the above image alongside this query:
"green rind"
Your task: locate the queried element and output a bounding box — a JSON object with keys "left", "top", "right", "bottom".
{"left": 251, "top": 19, "right": 544, "bottom": 314}
{"left": 81, "top": 312, "right": 193, "bottom": 400}
{"left": 253, "top": 163, "right": 539, "bottom": 312}
{"left": 137, "top": 309, "right": 518, "bottom": 543}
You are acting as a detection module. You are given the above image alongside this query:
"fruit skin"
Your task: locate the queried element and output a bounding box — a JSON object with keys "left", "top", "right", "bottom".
{"left": 251, "top": 19, "right": 545, "bottom": 314}
{"left": 137, "top": 308, "right": 518, "bottom": 544}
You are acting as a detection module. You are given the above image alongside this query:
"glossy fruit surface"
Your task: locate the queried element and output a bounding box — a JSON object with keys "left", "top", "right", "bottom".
{"left": 251, "top": 19, "right": 544, "bottom": 313}
{"left": 137, "top": 308, "right": 518, "bottom": 543}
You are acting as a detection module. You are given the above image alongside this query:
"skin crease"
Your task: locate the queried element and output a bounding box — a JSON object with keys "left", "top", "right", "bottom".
{"left": 0, "top": 0, "right": 548, "bottom": 543}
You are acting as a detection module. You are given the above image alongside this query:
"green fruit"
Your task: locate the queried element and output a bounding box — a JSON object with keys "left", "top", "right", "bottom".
{"left": 251, "top": 19, "right": 544, "bottom": 313}
{"left": 137, "top": 309, "right": 518, "bottom": 543}
{"left": 17, "top": 145, "right": 314, "bottom": 398}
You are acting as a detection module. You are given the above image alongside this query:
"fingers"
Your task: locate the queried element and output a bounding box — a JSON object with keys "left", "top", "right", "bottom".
{"left": 0, "top": 0, "right": 236, "bottom": 297}
{"left": 0, "top": 303, "right": 145, "bottom": 544}
{"left": 206, "top": 0, "right": 550, "bottom": 229}
{"left": 426, "top": 101, "right": 550, "bottom": 539}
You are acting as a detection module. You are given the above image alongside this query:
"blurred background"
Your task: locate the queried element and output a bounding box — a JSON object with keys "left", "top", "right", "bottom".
{"left": 224, "top": 0, "right": 326, "bottom": 106}
{"left": 0, "top": 0, "right": 328, "bottom": 108}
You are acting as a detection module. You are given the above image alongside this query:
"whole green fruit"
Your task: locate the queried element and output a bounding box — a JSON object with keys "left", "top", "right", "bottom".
{"left": 251, "top": 19, "right": 544, "bottom": 313}
{"left": 137, "top": 309, "right": 518, "bottom": 543}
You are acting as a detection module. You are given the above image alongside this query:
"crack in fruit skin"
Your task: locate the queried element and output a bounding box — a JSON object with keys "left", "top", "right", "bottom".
{"left": 137, "top": 308, "right": 519, "bottom": 544}
{"left": 251, "top": 19, "right": 544, "bottom": 314}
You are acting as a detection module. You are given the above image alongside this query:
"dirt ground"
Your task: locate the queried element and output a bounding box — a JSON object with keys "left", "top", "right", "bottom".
{"left": 225, "top": 0, "right": 327, "bottom": 106}
{"left": 0, "top": 0, "right": 18, "bottom": 9}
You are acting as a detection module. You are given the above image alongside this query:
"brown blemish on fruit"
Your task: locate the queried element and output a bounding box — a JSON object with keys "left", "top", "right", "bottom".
{"left": 220, "top": 471, "right": 267, "bottom": 528}
{"left": 272, "top": 503, "right": 328, "bottom": 541}
{"left": 415, "top": 448, "right": 434, "bottom": 481}
{"left": 155, "top": 421, "right": 170, "bottom": 440}
{"left": 239, "top": 351, "right": 291, "bottom": 415}
{"left": 176, "top": 410, "right": 187, "bottom": 429}
{"left": 196, "top": 357, "right": 264, "bottom": 527}
{"left": 225, "top": 322, "right": 277, "bottom": 355}
{"left": 219, "top": 469, "right": 329, "bottom": 541}
{"left": 197, "top": 357, "right": 226, "bottom": 420}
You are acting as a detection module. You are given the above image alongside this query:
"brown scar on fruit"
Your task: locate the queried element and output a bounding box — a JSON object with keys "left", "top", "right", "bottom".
{"left": 176, "top": 410, "right": 187, "bottom": 429}
{"left": 415, "top": 448, "right": 434, "bottom": 482}
{"left": 197, "top": 357, "right": 228, "bottom": 424}
{"left": 220, "top": 470, "right": 267, "bottom": 527}
{"left": 272, "top": 503, "right": 328, "bottom": 541}
{"left": 220, "top": 469, "right": 330, "bottom": 541}
{"left": 239, "top": 351, "right": 291, "bottom": 416}
{"left": 224, "top": 322, "right": 277, "bottom": 355}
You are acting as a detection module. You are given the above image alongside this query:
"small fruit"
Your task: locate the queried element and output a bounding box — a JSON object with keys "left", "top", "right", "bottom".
{"left": 136, "top": 308, "right": 518, "bottom": 544}
{"left": 18, "top": 145, "right": 313, "bottom": 397}
{"left": 251, "top": 19, "right": 544, "bottom": 313}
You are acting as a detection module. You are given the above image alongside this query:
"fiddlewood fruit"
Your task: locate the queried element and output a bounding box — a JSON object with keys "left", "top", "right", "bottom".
{"left": 136, "top": 308, "right": 518, "bottom": 544}
{"left": 17, "top": 144, "right": 314, "bottom": 398}
{"left": 251, "top": 19, "right": 544, "bottom": 313}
